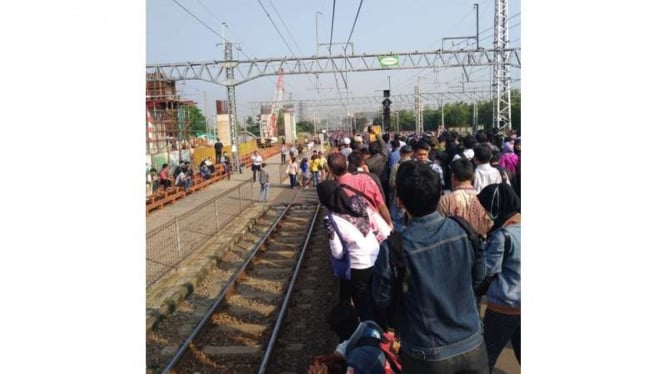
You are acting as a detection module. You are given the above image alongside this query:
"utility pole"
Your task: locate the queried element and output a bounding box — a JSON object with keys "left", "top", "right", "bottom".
{"left": 472, "top": 101, "right": 479, "bottom": 133}
{"left": 203, "top": 90, "right": 208, "bottom": 136}
{"left": 395, "top": 111, "right": 400, "bottom": 133}
{"left": 315, "top": 11, "right": 323, "bottom": 55}
{"left": 415, "top": 79, "right": 423, "bottom": 135}
{"left": 492, "top": 0, "right": 512, "bottom": 131}
{"left": 221, "top": 23, "right": 241, "bottom": 173}
{"left": 438, "top": 94, "right": 445, "bottom": 131}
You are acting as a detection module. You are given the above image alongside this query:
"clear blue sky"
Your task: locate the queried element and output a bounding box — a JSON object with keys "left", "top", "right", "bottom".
{"left": 147, "top": 0, "right": 520, "bottom": 124}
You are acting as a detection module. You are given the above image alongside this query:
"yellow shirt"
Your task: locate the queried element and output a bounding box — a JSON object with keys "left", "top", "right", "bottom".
{"left": 310, "top": 158, "right": 322, "bottom": 172}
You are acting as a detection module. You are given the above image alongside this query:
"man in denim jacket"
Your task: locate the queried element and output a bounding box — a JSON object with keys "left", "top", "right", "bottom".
{"left": 372, "top": 161, "right": 488, "bottom": 373}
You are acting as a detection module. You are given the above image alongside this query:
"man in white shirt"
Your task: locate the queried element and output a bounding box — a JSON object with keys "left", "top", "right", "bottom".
{"left": 340, "top": 137, "right": 353, "bottom": 158}
{"left": 473, "top": 143, "right": 503, "bottom": 193}
{"left": 251, "top": 151, "right": 263, "bottom": 182}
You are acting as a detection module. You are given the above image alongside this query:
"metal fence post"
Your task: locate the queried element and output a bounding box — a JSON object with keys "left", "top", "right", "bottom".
{"left": 214, "top": 199, "right": 220, "bottom": 232}
{"left": 238, "top": 185, "right": 242, "bottom": 211}
{"left": 174, "top": 218, "right": 182, "bottom": 260}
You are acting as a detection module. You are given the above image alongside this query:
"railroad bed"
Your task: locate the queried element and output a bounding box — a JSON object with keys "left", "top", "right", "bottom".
{"left": 147, "top": 189, "right": 338, "bottom": 373}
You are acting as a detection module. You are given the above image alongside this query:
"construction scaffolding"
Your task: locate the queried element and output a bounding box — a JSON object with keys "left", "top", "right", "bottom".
{"left": 146, "top": 73, "right": 194, "bottom": 156}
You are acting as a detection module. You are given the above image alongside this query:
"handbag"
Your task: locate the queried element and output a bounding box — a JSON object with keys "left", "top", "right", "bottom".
{"left": 326, "top": 212, "right": 352, "bottom": 280}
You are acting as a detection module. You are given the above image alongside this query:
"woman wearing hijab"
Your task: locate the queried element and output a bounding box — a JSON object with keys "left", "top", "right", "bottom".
{"left": 498, "top": 141, "right": 519, "bottom": 176}
{"left": 476, "top": 183, "right": 521, "bottom": 371}
{"left": 317, "top": 180, "right": 380, "bottom": 322}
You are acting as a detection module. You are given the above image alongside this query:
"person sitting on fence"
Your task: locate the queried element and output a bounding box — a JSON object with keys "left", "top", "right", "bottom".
{"left": 158, "top": 164, "right": 171, "bottom": 190}
{"left": 199, "top": 161, "right": 212, "bottom": 180}
{"left": 172, "top": 160, "right": 185, "bottom": 181}
{"left": 175, "top": 165, "right": 192, "bottom": 191}
{"left": 148, "top": 168, "right": 159, "bottom": 194}
{"left": 206, "top": 157, "right": 215, "bottom": 174}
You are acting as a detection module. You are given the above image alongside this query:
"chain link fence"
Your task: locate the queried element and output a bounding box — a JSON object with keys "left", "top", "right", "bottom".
{"left": 146, "top": 180, "right": 254, "bottom": 287}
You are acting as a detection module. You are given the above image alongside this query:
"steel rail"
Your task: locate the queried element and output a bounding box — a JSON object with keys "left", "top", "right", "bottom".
{"left": 257, "top": 202, "right": 321, "bottom": 373}
{"left": 160, "top": 187, "right": 307, "bottom": 374}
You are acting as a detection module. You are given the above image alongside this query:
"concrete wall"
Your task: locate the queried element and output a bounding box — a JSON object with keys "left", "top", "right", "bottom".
{"left": 283, "top": 111, "right": 297, "bottom": 145}
{"left": 216, "top": 114, "right": 231, "bottom": 146}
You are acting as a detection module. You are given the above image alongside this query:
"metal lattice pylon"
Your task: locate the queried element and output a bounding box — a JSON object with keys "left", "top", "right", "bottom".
{"left": 492, "top": 0, "right": 512, "bottom": 131}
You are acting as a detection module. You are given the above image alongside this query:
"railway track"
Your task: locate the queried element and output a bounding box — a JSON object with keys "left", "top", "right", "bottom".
{"left": 147, "top": 188, "right": 338, "bottom": 373}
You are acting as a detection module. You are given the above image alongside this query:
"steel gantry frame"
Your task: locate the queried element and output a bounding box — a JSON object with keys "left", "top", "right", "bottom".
{"left": 146, "top": 47, "right": 520, "bottom": 150}
{"left": 492, "top": 0, "right": 512, "bottom": 131}
{"left": 146, "top": 48, "right": 520, "bottom": 87}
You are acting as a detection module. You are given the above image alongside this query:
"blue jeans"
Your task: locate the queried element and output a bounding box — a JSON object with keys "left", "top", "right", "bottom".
{"left": 390, "top": 204, "right": 406, "bottom": 233}
{"left": 289, "top": 174, "right": 297, "bottom": 188}
{"left": 259, "top": 184, "right": 269, "bottom": 202}
{"left": 177, "top": 179, "right": 192, "bottom": 191}
{"left": 312, "top": 171, "right": 320, "bottom": 187}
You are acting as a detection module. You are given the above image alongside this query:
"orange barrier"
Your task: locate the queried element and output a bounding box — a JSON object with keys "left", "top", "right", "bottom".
{"left": 146, "top": 145, "right": 279, "bottom": 215}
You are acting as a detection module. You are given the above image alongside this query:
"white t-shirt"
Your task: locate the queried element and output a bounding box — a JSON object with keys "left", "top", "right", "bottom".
{"left": 251, "top": 154, "right": 263, "bottom": 166}
{"left": 327, "top": 214, "right": 380, "bottom": 270}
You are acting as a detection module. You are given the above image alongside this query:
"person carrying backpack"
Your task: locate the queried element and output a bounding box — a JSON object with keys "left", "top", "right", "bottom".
{"left": 158, "top": 163, "right": 171, "bottom": 190}
{"left": 477, "top": 183, "right": 521, "bottom": 371}
{"left": 372, "top": 161, "right": 488, "bottom": 374}
{"left": 317, "top": 180, "right": 380, "bottom": 322}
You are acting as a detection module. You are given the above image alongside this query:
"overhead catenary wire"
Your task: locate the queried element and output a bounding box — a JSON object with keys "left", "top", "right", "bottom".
{"left": 343, "top": 0, "right": 364, "bottom": 54}
{"left": 264, "top": 0, "right": 321, "bottom": 93}
{"left": 395, "top": 11, "right": 521, "bottom": 93}
{"left": 326, "top": 0, "right": 349, "bottom": 114}
{"left": 169, "top": 0, "right": 225, "bottom": 41}
{"left": 257, "top": 0, "right": 298, "bottom": 57}
{"left": 328, "top": 0, "right": 336, "bottom": 54}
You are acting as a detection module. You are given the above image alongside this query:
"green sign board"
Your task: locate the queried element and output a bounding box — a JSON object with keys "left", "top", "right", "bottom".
{"left": 378, "top": 55, "right": 399, "bottom": 67}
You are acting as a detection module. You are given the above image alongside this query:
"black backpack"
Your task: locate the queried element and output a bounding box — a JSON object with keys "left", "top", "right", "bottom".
{"left": 386, "top": 214, "right": 486, "bottom": 327}
{"left": 447, "top": 216, "right": 488, "bottom": 297}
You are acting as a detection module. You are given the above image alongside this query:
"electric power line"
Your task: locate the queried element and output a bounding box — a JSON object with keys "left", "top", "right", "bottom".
{"left": 191, "top": 1, "right": 258, "bottom": 60}
{"left": 263, "top": 0, "right": 322, "bottom": 93}
{"left": 169, "top": 0, "right": 224, "bottom": 41}
{"left": 266, "top": 0, "right": 305, "bottom": 56}
{"left": 343, "top": 0, "right": 364, "bottom": 54}
{"left": 328, "top": 0, "right": 336, "bottom": 54}
{"left": 257, "top": 0, "right": 298, "bottom": 57}
{"left": 326, "top": 0, "right": 348, "bottom": 112}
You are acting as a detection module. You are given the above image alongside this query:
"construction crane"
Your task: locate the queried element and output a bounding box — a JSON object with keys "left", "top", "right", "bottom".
{"left": 260, "top": 68, "right": 284, "bottom": 145}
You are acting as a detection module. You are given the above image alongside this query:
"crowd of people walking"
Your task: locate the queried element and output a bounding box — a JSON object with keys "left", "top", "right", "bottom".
{"left": 311, "top": 127, "right": 521, "bottom": 374}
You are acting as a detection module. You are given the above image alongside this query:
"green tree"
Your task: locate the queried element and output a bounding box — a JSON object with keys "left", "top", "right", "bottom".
{"left": 245, "top": 115, "right": 259, "bottom": 136}
{"left": 477, "top": 100, "right": 493, "bottom": 130}
{"left": 423, "top": 108, "right": 441, "bottom": 131}
{"left": 277, "top": 110, "right": 285, "bottom": 135}
{"left": 396, "top": 110, "right": 415, "bottom": 131}
{"left": 510, "top": 89, "right": 521, "bottom": 133}
{"left": 186, "top": 104, "right": 207, "bottom": 136}
{"left": 443, "top": 101, "right": 472, "bottom": 127}
{"left": 296, "top": 120, "right": 314, "bottom": 134}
